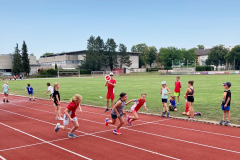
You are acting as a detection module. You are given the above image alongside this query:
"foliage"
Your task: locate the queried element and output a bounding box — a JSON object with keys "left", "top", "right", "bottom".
{"left": 40, "top": 69, "right": 58, "bottom": 76}
{"left": 21, "top": 41, "right": 31, "bottom": 75}
{"left": 55, "top": 63, "right": 58, "bottom": 70}
{"left": 225, "top": 45, "right": 240, "bottom": 70}
{"left": 159, "top": 47, "right": 183, "bottom": 67}
{"left": 131, "top": 43, "right": 148, "bottom": 68}
{"left": 118, "top": 43, "right": 132, "bottom": 68}
{"left": 145, "top": 46, "right": 157, "bottom": 67}
{"left": 12, "top": 43, "right": 23, "bottom": 75}
{"left": 197, "top": 45, "right": 204, "bottom": 49}
{"left": 104, "top": 38, "right": 118, "bottom": 71}
{"left": 30, "top": 53, "right": 34, "bottom": 56}
{"left": 205, "top": 45, "right": 228, "bottom": 68}
{"left": 196, "top": 66, "right": 214, "bottom": 71}
{"left": 41, "top": 52, "right": 54, "bottom": 57}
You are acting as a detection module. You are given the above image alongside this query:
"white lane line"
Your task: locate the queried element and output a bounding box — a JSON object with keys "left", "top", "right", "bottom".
{"left": 123, "top": 127, "right": 240, "bottom": 154}
{"left": 90, "top": 134, "right": 181, "bottom": 160}
{"left": 0, "top": 155, "right": 6, "bottom": 160}
{"left": 0, "top": 122, "right": 92, "bottom": 160}
{"left": 151, "top": 122, "right": 240, "bottom": 139}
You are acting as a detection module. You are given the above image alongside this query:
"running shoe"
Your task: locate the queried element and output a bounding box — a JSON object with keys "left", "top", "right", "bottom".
{"left": 33, "top": 99, "right": 35, "bottom": 101}
{"left": 29, "top": 98, "right": 31, "bottom": 101}
{"left": 224, "top": 121, "right": 231, "bottom": 126}
{"left": 54, "top": 123, "right": 60, "bottom": 132}
{"left": 167, "top": 112, "right": 170, "bottom": 118}
{"left": 126, "top": 115, "right": 132, "bottom": 126}
{"left": 176, "top": 103, "right": 179, "bottom": 106}
{"left": 161, "top": 111, "right": 166, "bottom": 117}
{"left": 3, "top": 99, "right": 5, "bottom": 103}
{"left": 219, "top": 120, "right": 225, "bottom": 125}
{"left": 6, "top": 100, "right": 9, "bottom": 103}
{"left": 53, "top": 104, "right": 56, "bottom": 106}
{"left": 105, "top": 118, "right": 109, "bottom": 126}
{"left": 105, "top": 108, "right": 109, "bottom": 112}
{"left": 68, "top": 133, "right": 78, "bottom": 138}
{"left": 58, "top": 117, "right": 63, "bottom": 120}
{"left": 113, "top": 129, "right": 122, "bottom": 135}
{"left": 55, "top": 117, "right": 59, "bottom": 120}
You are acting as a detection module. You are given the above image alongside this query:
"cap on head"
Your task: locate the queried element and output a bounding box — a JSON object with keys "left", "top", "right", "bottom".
{"left": 222, "top": 82, "right": 231, "bottom": 88}
{"left": 161, "top": 81, "right": 167, "bottom": 85}
{"left": 109, "top": 72, "right": 114, "bottom": 76}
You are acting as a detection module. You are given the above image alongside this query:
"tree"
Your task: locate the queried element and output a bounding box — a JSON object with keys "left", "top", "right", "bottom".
{"left": 12, "top": 43, "right": 23, "bottom": 75}
{"left": 55, "top": 63, "right": 58, "bottom": 70}
{"left": 131, "top": 43, "right": 148, "bottom": 68}
{"left": 30, "top": 53, "right": 34, "bottom": 56}
{"left": 118, "top": 43, "right": 132, "bottom": 68}
{"left": 159, "top": 47, "right": 183, "bottom": 68}
{"left": 41, "top": 52, "right": 54, "bottom": 57}
{"left": 225, "top": 45, "right": 240, "bottom": 70}
{"left": 94, "top": 36, "right": 105, "bottom": 70}
{"left": 21, "top": 41, "right": 31, "bottom": 75}
{"left": 145, "top": 46, "right": 157, "bottom": 67}
{"left": 104, "top": 38, "right": 118, "bottom": 71}
{"left": 197, "top": 45, "right": 204, "bottom": 49}
{"left": 205, "top": 45, "right": 228, "bottom": 69}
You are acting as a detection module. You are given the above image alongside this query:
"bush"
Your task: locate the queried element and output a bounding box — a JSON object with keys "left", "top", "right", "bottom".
{"left": 40, "top": 69, "right": 57, "bottom": 76}
{"left": 80, "top": 70, "right": 91, "bottom": 74}
{"left": 196, "top": 66, "right": 213, "bottom": 71}
{"left": 164, "top": 66, "right": 172, "bottom": 70}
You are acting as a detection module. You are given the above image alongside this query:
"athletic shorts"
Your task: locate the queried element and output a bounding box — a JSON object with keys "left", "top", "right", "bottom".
{"left": 54, "top": 100, "right": 59, "bottom": 106}
{"left": 50, "top": 94, "right": 53, "bottom": 98}
{"left": 187, "top": 96, "right": 194, "bottom": 102}
{"left": 111, "top": 114, "right": 123, "bottom": 119}
{"left": 106, "top": 93, "right": 115, "bottom": 100}
{"left": 28, "top": 92, "right": 33, "bottom": 95}
{"left": 174, "top": 92, "right": 180, "bottom": 97}
{"left": 169, "top": 105, "right": 176, "bottom": 111}
{"left": 222, "top": 105, "right": 230, "bottom": 111}
{"left": 3, "top": 91, "right": 8, "bottom": 95}
{"left": 131, "top": 110, "right": 138, "bottom": 113}
{"left": 63, "top": 115, "right": 77, "bottom": 125}
{"left": 162, "top": 98, "right": 167, "bottom": 103}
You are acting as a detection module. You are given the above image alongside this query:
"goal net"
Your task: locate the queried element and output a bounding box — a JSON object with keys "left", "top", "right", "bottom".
{"left": 58, "top": 70, "right": 80, "bottom": 78}
{"left": 91, "top": 71, "right": 105, "bottom": 77}
{"left": 105, "top": 71, "right": 120, "bottom": 76}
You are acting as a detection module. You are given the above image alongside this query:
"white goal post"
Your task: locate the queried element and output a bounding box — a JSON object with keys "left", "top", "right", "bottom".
{"left": 105, "top": 71, "right": 120, "bottom": 76}
{"left": 91, "top": 71, "right": 105, "bottom": 77}
{"left": 57, "top": 70, "right": 80, "bottom": 78}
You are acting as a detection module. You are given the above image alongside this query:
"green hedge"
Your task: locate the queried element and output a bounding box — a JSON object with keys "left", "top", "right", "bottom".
{"left": 40, "top": 69, "right": 57, "bottom": 75}
{"left": 196, "top": 66, "right": 214, "bottom": 71}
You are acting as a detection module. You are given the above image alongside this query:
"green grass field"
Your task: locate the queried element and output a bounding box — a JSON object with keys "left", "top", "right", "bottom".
{"left": 3, "top": 73, "right": 240, "bottom": 124}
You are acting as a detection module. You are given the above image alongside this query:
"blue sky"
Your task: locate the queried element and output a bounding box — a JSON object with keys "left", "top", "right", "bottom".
{"left": 0, "top": 0, "right": 239, "bottom": 58}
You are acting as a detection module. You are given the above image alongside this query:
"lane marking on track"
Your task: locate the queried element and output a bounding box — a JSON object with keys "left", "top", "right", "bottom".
{"left": 0, "top": 155, "right": 6, "bottom": 160}
{"left": 123, "top": 127, "right": 240, "bottom": 154}
{"left": 0, "top": 122, "right": 92, "bottom": 160}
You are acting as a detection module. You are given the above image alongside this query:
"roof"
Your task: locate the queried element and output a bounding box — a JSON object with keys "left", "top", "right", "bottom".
{"left": 195, "top": 49, "right": 211, "bottom": 56}
{"left": 41, "top": 50, "right": 142, "bottom": 57}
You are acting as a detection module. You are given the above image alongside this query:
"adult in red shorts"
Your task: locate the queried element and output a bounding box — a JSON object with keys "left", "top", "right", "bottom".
{"left": 105, "top": 72, "right": 116, "bottom": 112}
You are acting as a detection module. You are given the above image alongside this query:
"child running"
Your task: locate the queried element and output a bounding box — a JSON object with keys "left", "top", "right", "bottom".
{"left": 219, "top": 82, "right": 231, "bottom": 126}
{"left": 2, "top": 81, "right": 10, "bottom": 103}
{"left": 185, "top": 80, "right": 194, "bottom": 119}
{"left": 54, "top": 94, "right": 83, "bottom": 138}
{"left": 25, "top": 84, "right": 35, "bottom": 101}
{"left": 44, "top": 83, "right": 54, "bottom": 105}
{"left": 105, "top": 92, "right": 127, "bottom": 135}
{"left": 174, "top": 76, "right": 181, "bottom": 105}
{"left": 161, "top": 81, "right": 171, "bottom": 118}
{"left": 126, "top": 93, "right": 148, "bottom": 126}
{"left": 53, "top": 83, "right": 63, "bottom": 120}
{"left": 169, "top": 95, "right": 177, "bottom": 111}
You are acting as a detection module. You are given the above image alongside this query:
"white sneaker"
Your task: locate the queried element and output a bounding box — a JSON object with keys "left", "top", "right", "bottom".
{"left": 58, "top": 117, "right": 63, "bottom": 120}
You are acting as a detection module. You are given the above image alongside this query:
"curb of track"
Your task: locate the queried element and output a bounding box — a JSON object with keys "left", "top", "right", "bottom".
{"left": 7, "top": 94, "right": 240, "bottom": 128}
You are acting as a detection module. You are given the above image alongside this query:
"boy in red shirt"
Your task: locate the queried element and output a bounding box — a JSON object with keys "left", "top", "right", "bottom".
{"left": 174, "top": 76, "right": 181, "bottom": 105}
{"left": 105, "top": 72, "right": 116, "bottom": 112}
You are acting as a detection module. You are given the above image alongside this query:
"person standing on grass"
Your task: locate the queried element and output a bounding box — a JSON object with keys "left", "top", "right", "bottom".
{"left": 44, "top": 83, "right": 54, "bottom": 105}
{"left": 219, "top": 82, "right": 231, "bottom": 126}
{"left": 126, "top": 93, "right": 148, "bottom": 126}
{"left": 185, "top": 81, "right": 194, "bottom": 119}
{"left": 55, "top": 94, "right": 83, "bottom": 138}
{"left": 105, "top": 72, "right": 116, "bottom": 112}
{"left": 53, "top": 83, "right": 63, "bottom": 120}
{"left": 174, "top": 76, "right": 181, "bottom": 105}
{"left": 161, "top": 81, "right": 171, "bottom": 118}
{"left": 2, "top": 81, "right": 10, "bottom": 103}
{"left": 25, "top": 84, "right": 35, "bottom": 101}
{"left": 105, "top": 92, "right": 127, "bottom": 135}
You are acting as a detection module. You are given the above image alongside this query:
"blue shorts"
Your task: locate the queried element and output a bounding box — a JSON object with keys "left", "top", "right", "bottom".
{"left": 222, "top": 105, "right": 230, "bottom": 111}
{"left": 111, "top": 114, "right": 123, "bottom": 119}
{"left": 28, "top": 92, "right": 33, "bottom": 95}
{"left": 3, "top": 91, "right": 9, "bottom": 95}
{"left": 162, "top": 99, "right": 167, "bottom": 103}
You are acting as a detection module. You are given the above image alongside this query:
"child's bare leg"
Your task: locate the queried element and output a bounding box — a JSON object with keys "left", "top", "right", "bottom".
{"left": 55, "top": 106, "right": 59, "bottom": 118}
{"left": 111, "top": 100, "right": 114, "bottom": 108}
{"left": 162, "top": 102, "right": 165, "bottom": 112}
{"left": 182, "top": 112, "right": 186, "bottom": 115}
{"left": 106, "top": 99, "right": 109, "bottom": 109}
{"left": 223, "top": 111, "right": 226, "bottom": 120}
{"left": 116, "top": 116, "right": 124, "bottom": 130}
{"left": 59, "top": 125, "right": 68, "bottom": 131}
{"left": 108, "top": 118, "right": 116, "bottom": 125}
{"left": 165, "top": 103, "right": 169, "bottom": 112}
{"left": 174, "top": 108, "right": 177, "bottom": 111}
{"left": 57, "top": 105, "right": 62, "bottom": 117}
{"left": 32, "top": 95, "right": 34, "bottom": 100}
{"left": 177, "top": 96, "right": 179, "bottom": 103}
{"left": 227, "top": 111, "right": 231, "bottom": 121}
{"left": 130, "top": 112, "right": 138, "bottom": 123}
{"left": 186, "top": 111, "right": 190, "bottom": 116}
{"left": 70, "top": 121, "right": 79, "bottom": 133}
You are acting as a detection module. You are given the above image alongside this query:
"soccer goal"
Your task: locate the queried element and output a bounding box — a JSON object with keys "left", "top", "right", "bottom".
{"left": 105, "top": 71, "right": 120, "bottom": 76}
{"left": 57, "top": 70, "right": 80, "bottom": 78}
{"left": 91, "top": 71, "right": 105, "bottom": 77}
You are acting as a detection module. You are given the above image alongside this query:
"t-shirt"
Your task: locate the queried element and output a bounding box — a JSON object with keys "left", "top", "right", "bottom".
{"left": 107, "top": 79, "right": 116, "bottom": 94}
{"left": 223, "top": 90, "right": 231, "bottom": 106}
{"left": 66, "top": 102, "right": 79, "bottom": 118}
{"left": 26, "top": 86, "right": 33, "bottom": 94}
{"left": 53, "top": 90, "right": 60, "bottom": 101}
{"left": 174, "top": 81, "right": 181, "bottom": 93}
{"left": 170, "top": 100, "right": 175, "bottom": 106}
{"left": 111, "top": 99, "right": 125, "bottom": 115}
{"left": 48, "top": 86, "right": 53, "bottom": 94}
{"left": 131, "top": 98, "right": 146, "bottom": 112}
{"left": 2, "top": 84, "right": 9, "bottom": 92}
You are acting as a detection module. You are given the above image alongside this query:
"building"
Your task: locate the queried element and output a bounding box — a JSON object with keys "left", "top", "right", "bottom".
{"left": 195, "top": 49, "right": 211, "bottom": 66}
{"left": 0, "top": 54, "right": 40, "bottom": 75}
{"left": 38, "top": 50, "right": 141, "bottom": 70}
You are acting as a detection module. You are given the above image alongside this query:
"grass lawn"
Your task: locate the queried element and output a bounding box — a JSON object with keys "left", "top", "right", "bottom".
{"left": 2, "top": 73, "right": 240, "bottom": 124}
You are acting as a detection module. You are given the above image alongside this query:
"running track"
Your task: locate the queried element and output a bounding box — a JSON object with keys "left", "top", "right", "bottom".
{"left": 0, "top": 95, "right": 240, "bottom": 160}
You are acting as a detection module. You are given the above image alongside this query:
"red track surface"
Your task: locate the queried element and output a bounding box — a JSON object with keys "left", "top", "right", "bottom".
{"left": 1, "top": 95, "right": 240, "bottom": 160}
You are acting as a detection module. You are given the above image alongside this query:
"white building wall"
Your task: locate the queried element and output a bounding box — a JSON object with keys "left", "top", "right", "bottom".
{"left": 0, "top": 55, "right": 12, "bottom": 69}
{"left": 200, "top": 55, "right": 208, "bottom": 66}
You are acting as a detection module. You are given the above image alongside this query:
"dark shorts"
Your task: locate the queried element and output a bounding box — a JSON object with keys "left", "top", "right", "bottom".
{"left": 54, "top": 100, "right": 59, "bottom": 106}
{"left": 111, "top": 114, "right": 123, "bottom": 119}
{"left": 50, "top": 94, "right": 53, "bottom": 98}
{"left": 162, "top": 99, "right": 167, "bottom": 103}
{"left": 28, "top": 92, "right": 33, "bottom": 95}
{"left": 187, "top": 96, "right": 194, "bottom": 102}
{"left": 169, "top": 105, "right": 176, "bottom": 111}
{"left": 222, "top": 105, "right": 230, "bottom": 111}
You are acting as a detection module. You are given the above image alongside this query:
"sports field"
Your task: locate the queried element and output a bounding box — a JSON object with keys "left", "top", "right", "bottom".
{"left": 4, "top": 73, "right": 240, "bottom": 124}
